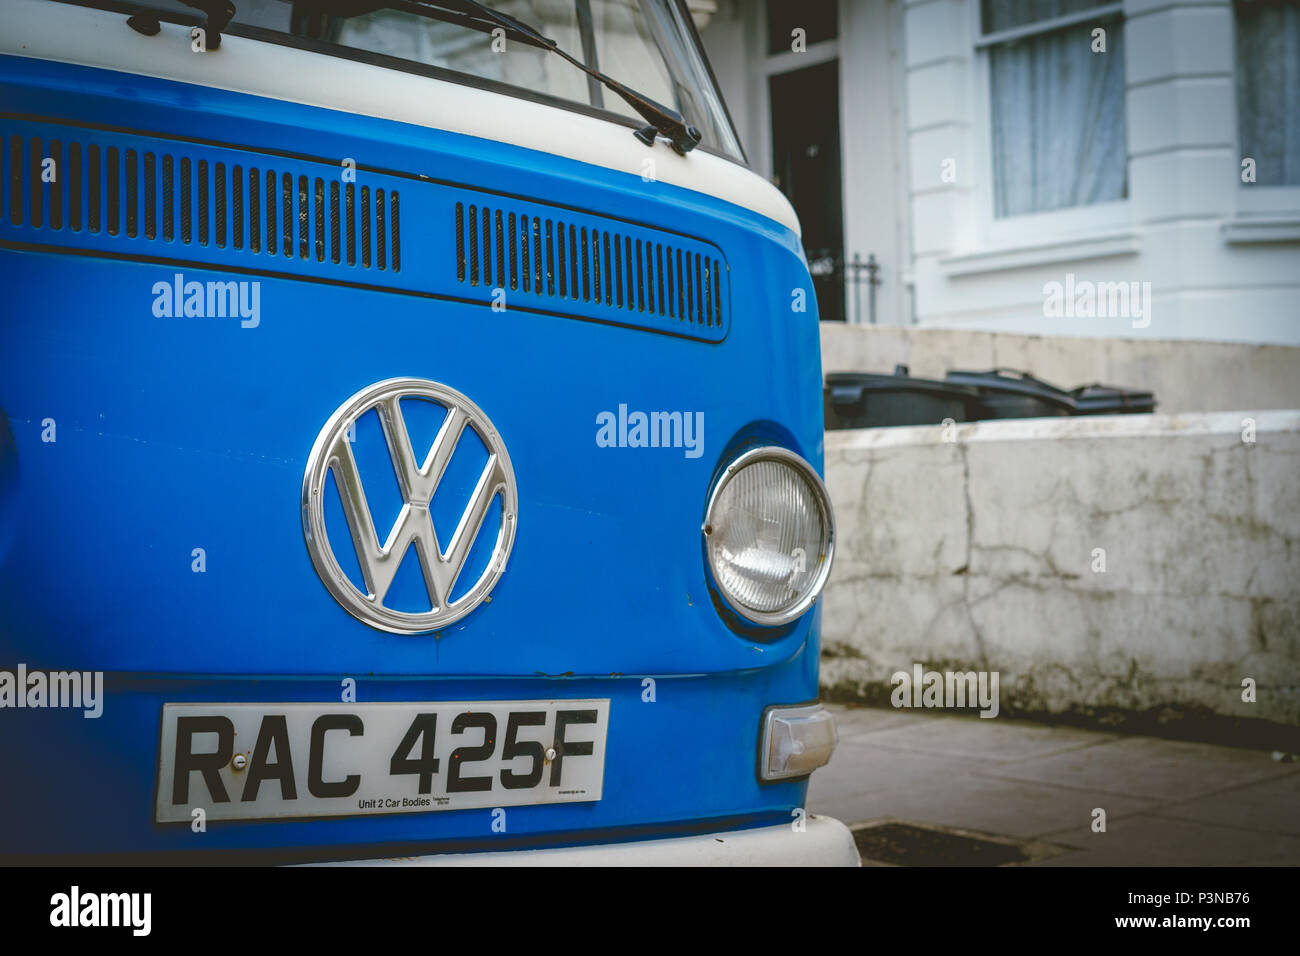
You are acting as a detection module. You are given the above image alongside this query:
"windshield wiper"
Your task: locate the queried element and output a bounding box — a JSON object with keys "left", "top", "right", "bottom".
{"left": 448, "top": 0, "right": 701, "bottom": 154}
{"left": 178, "top": 0, "right": 237, "bottom": 48}
{"left": 294, "top": 0, "right": 702, "bottom": 154}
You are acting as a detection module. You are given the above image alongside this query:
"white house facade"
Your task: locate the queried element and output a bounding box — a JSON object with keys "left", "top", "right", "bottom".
{"left": 700, "top": 0, "right": 1300, "bottom": 345}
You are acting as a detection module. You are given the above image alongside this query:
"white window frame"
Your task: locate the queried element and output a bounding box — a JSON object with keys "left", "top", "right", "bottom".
{"left": 969, "top": 0, "right": 1131, "bottom": 247}
{"left": 1229, "top": 2, "right": 1300, "bottom": 220}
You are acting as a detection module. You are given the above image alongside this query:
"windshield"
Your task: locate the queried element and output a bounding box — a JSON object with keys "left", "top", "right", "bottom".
{"left": 87, "top": 0, "right": 743, "bottom": 161}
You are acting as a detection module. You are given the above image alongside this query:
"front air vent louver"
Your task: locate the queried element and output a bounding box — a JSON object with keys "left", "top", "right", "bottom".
{"left": 454, "top": 201, "right": 725, "bottom": 329}
{"left": 2, "top": 118, "right": 729, "bottom": 342}
{"left": 0, "top": 132, "right": 399, "bottom": 272}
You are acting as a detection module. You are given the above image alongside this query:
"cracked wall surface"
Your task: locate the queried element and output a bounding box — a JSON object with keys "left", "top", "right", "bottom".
{"left": 821, "top": 411, "right": 1300, "bottom": 725}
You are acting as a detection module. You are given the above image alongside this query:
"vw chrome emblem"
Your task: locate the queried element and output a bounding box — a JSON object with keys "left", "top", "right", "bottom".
{"left": 301, "top": 378, "right": 517, "bottom": 635}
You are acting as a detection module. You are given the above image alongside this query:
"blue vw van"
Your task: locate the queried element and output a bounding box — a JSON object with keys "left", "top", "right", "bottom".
{"left": 0, "top": 0, "right": 856, "bottom": 864}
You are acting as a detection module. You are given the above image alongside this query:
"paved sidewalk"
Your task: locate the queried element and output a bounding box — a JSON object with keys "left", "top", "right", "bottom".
{"left": 809, "top": 705, "right": 1300, "bottom": 866}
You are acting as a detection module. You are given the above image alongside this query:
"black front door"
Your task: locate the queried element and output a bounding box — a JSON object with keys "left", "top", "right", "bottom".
{"left": 769, "top": 60, "right": 845, "bottom": 322}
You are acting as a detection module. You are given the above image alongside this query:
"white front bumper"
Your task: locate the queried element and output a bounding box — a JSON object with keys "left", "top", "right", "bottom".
{"left": 326, "top": 815, "right": 860, "bottom": 867}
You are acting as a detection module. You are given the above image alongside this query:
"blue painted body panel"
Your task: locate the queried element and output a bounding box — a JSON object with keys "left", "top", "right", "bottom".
{"left": 0, "top": 50, "right": 826, "bottom": 858}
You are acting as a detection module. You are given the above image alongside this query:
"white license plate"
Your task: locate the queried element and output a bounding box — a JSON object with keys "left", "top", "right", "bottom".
{"left": 155, "top": 700, "right": 610, "bottom": 823}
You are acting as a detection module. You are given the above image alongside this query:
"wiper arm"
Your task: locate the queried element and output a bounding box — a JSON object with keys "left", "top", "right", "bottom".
{"left": 178, "top": 0, "right": 236, "bottom": 48}
{"left": 445, "top": 0, "right": 701, "bottom": 154}
{"left": 295, "top": 0, "right": 701, "bottom": 155}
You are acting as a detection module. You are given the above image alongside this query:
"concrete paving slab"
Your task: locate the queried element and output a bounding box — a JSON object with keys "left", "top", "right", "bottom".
{"left": 812, "top": 728, "right": 1157, "bottom": 838}
{"left": 839, "top": 711, "right": 1119, "bottom": 762}
{"left": 1034, "top": 814, "right": 1300, "bottom": 866}
{"left": 810, "top": 740, "right": 988, "bottom": 804}
{"left": 977, "top": 735, "right": 1293, "bottom": 801}
{"left": 812, "top": 705, "right": 1300, "bottom": 865}
{"left": 1157, "top": 771, "right": 1300, "bottom": 836}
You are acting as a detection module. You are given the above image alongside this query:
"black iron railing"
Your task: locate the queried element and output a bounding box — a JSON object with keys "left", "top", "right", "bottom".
{"left": 806, "top": 249, "right": 883, "bottom": 323}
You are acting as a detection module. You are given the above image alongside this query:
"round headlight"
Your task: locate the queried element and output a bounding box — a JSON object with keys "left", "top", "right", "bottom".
{"left": 702, "top": 446, "right": 835, "bottom": 626}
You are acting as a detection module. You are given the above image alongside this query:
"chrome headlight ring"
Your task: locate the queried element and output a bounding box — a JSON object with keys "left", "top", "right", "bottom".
{"left": 702, "top": 445, "right": 835, "bottom": 627}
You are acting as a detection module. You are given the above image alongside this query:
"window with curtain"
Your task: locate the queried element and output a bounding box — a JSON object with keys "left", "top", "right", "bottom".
{"left": 1235, "top": 0, "right": 1300, "bottom": 186}
{"left": 980, "top": 0, "right": 1128, "bottom": 218}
